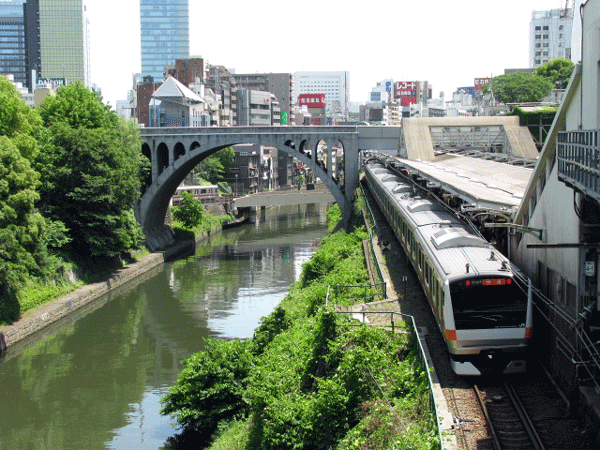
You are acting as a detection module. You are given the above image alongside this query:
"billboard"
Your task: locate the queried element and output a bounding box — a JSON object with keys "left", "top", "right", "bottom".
{"left": 474, "top": 77, "right": 491, "bottom": 91}
{"left": 394, "top": 81, "right": 418, "bottom": 107}
{"left": 298, "top": 94, "right": 326, "bottom": 109}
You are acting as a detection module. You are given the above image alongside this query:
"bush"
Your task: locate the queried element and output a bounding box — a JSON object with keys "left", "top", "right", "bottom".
{"left": 160, "top": 338, "right": 254, "bottom": 437}
{"left": 172, "top": 191, "right": 205, "bottom": 229}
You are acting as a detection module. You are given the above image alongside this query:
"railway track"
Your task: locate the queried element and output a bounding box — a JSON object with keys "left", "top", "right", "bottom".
{"left": 474, "top": 383, "right": 545, "bottom": 450}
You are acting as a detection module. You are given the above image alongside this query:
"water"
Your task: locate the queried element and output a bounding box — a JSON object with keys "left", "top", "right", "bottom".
{"left": 0, "top": 204, "right": 330, "bottom": 450}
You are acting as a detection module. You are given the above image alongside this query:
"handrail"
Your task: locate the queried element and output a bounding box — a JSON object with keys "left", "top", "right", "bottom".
{"left": 326, "top": 284, "right": 444, "bottom": 450}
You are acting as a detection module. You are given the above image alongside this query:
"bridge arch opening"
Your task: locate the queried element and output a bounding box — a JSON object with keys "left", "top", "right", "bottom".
{"left": 174, "top": 142, "right": 185, "bottom": 161}
{"left": 190, "top": 141, "right": 200, "bottom": 152}
{"left": 157, "top": 142, "right": 169, "bottom": 175}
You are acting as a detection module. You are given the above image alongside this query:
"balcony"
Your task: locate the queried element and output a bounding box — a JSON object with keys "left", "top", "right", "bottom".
{"left": 557, "top": 130, "right": 600, "bottom": 203}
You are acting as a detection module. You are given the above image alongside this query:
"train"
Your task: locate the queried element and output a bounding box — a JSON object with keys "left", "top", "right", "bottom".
{"left": 364, "top": 159, "right": 532, "bottom": 376}
{"left": 171, "top": 185, "right": 219, "bottom": 206}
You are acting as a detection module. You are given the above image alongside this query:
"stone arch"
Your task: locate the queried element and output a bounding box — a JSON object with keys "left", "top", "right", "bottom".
{"left": 141, "top": 143, "right": 152, "bottom": 194}
{"left": 157, "top": 142, "right": 169, "bottom": 175}
{"left": 333, "top": 140, "right": 345, "bottom": 188}
{"left": 174, "top": 142, "right": 185, "bottom": 161}
{"left": 299, "top": 140, "right": 312, "bottom": 159}
{"left": 136, "top": 128, "right": 362, "bottom": 251}
{"left": 315, "top": 139, "right": 328, "bottom": 174}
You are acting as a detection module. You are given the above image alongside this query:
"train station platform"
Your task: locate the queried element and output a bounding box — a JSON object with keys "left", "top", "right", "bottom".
{"left": 385, "top": 153, "right": 534, "bottom": 213}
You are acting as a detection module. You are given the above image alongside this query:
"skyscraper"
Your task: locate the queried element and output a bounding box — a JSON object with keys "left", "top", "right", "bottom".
{"left": 140, "top": 0, "right": 189, "bottom": 81}
{"left": 38, "top": 0, "right": 91, "bottom": 86}
{"left": 0, "top": 0, "right": 26, "bottom": 86}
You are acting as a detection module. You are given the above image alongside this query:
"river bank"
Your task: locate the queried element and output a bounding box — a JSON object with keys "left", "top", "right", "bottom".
{"left": 0, "top": 229, "right": 211, "bottom": 353}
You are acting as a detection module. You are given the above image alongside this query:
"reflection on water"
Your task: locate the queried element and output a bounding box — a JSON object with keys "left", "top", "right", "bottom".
{"left": 0, "top": 204, "right": 330, "bottom": 450}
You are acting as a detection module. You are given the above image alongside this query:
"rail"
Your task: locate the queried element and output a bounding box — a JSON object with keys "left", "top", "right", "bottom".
{"left": 326, "top": 284, "right": 444, "bottom": 450}
{"left": 358, "top": 179, "right": 387, "bottom": 297}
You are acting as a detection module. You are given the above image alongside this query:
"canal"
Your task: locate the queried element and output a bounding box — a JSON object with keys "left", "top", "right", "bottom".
{"left": 0, "top": 203, "right": 331, "bottom": 450}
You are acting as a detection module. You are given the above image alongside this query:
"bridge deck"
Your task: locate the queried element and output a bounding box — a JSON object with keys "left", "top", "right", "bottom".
{"left": 390, "top": 154, "right": 533, "bottom": 211}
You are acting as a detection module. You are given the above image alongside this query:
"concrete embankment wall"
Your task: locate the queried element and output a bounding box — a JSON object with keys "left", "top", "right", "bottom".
{"left": 0, "top": 232, "right": 210, "bottom": 354}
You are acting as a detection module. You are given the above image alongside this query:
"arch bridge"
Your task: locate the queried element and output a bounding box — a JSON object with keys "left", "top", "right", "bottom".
{"left": 137, "top": 126, "right": 400, "bottom": 250}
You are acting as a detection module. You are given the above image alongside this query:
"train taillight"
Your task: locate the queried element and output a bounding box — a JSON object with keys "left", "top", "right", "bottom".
{"left": 525, "top": 327, "right": 533, "bottom": 339}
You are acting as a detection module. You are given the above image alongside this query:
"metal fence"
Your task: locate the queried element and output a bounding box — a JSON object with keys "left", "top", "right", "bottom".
{"left": 326, "top": 284, "right": 444, "bottom": 450}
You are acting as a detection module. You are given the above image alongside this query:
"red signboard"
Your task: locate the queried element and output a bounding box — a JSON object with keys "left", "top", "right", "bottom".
{"left": 394, "top": 81, "right": 418, "bottom": 106}
{"left": 474, "top": 77, "right": 491, "bottom": 91}
{"left": 299, "top": 94, "right": 326, "bottom": 109}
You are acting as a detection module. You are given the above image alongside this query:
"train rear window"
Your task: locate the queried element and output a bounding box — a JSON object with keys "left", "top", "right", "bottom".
{"left": 450, "top": 278, "right": 527, "bottom": 330}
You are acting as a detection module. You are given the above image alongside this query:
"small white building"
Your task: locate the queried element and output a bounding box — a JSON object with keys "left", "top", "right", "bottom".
{"left": 149, "top": 76, "right": 207, "bottom": 127}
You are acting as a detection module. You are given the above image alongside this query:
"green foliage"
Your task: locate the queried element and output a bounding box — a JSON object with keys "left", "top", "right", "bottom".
{"left": 485, "top": 71, "right": 554, "bottom": 103}
{"left": 172, "top": 191, "right": 205, "bottom": 229}
{"left": 0, "top": 79, "right": 54, "bottom": 322}
{"left": 300, "top": 230, "right": 367, "bottom": 288}
{"left": 534, "top": 58, "right": 575, "bottom": 89}
{"left": 252, "top": 305, "right": 292, "bottom": 355}
{"left": 193, "top": 147, "right": 235, "bottom": 184}
{"left": 160, "top": 338, "right": 254, "bottom": 436}
{"left": 217, "top": 181, "right": 232, "bottom": 195}
{"left": 163, "top": 202, "right": 436, "bottom": 450}
{"left": 0, "top": 76, "right": 42, "bottom": 160}
{"left": 35, "top": 84, "right": 146, "bottom": 258}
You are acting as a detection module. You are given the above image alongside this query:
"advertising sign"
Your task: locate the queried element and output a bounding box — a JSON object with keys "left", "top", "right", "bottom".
{"left": 299, "top": 94, "right": 326, "bottom": 109}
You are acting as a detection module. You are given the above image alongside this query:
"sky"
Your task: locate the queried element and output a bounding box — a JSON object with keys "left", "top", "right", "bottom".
{"left": 85, "top": 0, "right": 570, "bottom": 109}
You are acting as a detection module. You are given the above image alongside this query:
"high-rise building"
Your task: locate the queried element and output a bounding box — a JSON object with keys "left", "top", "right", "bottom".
{"left": 294, "top": 71, "right": 349, "bottom": 120}
{"left": 23, "top": 0, "right": 40, "bottom": 90}
{"left": 0, "top": 0, "right": 26, "bottom": 86}
{"left": 529, "top": 8, "right": 573, "bottom": 68}
{"left": 140, "top": 0, "right": 189, "bottom": 81}
{"left": 39, "top": 0, "right": 91, "bottom": 86}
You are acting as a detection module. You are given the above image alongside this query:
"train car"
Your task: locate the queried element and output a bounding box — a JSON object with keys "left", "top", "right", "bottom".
{"left": 171, "top": 185, "right": 219, "bottom": 206}
{"left": 364, "top": 160, "right": 532, "bottom": 376}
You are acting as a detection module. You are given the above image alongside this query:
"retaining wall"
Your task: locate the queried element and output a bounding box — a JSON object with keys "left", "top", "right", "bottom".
{"left": 0, "top": 234, "right": 207, "bottom": 354}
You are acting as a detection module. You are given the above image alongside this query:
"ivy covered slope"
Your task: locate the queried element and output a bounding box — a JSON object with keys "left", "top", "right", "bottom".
{"left": 161, "top": 204, "right": 439, "bottom": 450}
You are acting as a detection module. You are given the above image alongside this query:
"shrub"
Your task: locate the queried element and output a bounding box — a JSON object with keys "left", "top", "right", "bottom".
{"left": 160, "top": 338, "right": 253, "bottom": 436}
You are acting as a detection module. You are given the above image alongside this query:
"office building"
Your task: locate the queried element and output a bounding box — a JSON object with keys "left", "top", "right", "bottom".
{"left": 39, "top": 0, "right": 91, "bottom": 86}
{"left": 0, "top": 0, "right": 26, "bottom": 86}
{"left": 529, "top": 8, "right": 573, "bottom": 68}
{"left": 294, "top": 71, "right": 349, "bottom": 120}
{"left": 236, "top": 89, "right": 280, "bottom": 126}
{"left": 140, "top": 0, "right": 189, "bottom": 81}
{"left": 234, "top": 73, "right": 294, "bottom": 123}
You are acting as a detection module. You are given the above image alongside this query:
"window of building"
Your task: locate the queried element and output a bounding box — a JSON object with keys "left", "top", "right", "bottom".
{"left": 535, "top": 26, "right": 541, "bottom": 30}
{"left": 543, "top": 26, "right": 549, "bottom": 30}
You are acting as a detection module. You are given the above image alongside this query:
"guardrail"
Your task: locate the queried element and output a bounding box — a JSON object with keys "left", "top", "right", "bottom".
{"left": 326, "top": 284, "right": 444, "bottom": 450}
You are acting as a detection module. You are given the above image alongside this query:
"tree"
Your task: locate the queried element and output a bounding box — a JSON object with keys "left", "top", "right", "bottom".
{"left": 0, "top": 137, "right": 46, "bottom": 321}
{"left": 534, "top": 58, "right": 575, "bottom": 89}
{"left": 171, "top": 191, "right": 204, "bottom": 229}
{"left": 485, "top": 72, "right": 554, "bottom": 104}
{"left": 0, "top": 77, "right": 58, "bottom": 322}
{"left": 192, "top": 147, "right": 235, "bottom": 184}
{"left": 36, "top": 83, "right": 147, "bottom": 259}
